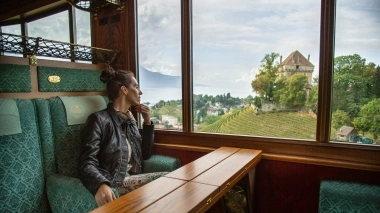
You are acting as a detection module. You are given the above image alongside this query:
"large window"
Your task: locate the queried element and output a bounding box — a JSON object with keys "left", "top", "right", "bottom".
{"left": 137, "top": 0, "right": 182, "bottom": 130}
{"left": 0, "top": 6, "right": 91, "bottom": 62}
{"left": 192, "top": 0, "right": 321, "bottom": 140}
{"left": 331, "top": 0, "right": 380, "bottom": 145}
{"left": 1, "top": 24, "right": 22, "bottom": 57}
{"left": 74, "top": 8, "right": 91, "bottom": 47}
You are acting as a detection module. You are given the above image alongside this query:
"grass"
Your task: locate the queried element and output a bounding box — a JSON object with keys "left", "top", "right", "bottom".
{"left": 198, "top": 106, "right": 317, "bottom": 139}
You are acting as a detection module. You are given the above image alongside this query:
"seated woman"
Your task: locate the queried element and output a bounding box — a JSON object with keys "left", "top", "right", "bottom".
{"left": 78, "top": 67, "right": 167, "bottom": 207}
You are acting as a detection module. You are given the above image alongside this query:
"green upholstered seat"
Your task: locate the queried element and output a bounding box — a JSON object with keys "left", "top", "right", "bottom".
{"left": 143, "top": 154, "right": 181, "bottom": 173}
{"left": 319, "top": 180, "right": 380, "bottom": 213}
{"left": 0, "top": 99, "right": 50, "bottom": 212}
{"left": 34, "top": 96, "right": 181, "bottom": 213}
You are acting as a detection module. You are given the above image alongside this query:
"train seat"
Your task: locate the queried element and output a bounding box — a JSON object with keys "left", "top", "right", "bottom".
{"left": 34, "top": 96, "right": 181, "bottom": 213}
{"left": 319, "top": 180, "right": 380, "bottom": 213}
{"left": 0, "top": 98, "right": 50, "bottom": 212}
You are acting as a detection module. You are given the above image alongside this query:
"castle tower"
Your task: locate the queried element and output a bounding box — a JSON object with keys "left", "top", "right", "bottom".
{"left": 277, "top": 50, "right": 314, "bottom": 84}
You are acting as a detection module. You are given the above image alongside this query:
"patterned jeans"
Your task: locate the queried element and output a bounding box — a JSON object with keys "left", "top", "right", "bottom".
{"left": 115, "top": 172, "right": 169, "bottom": 196}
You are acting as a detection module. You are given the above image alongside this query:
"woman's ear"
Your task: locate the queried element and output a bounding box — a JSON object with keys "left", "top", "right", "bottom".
{"left": 121, "top": 85, "right": 128, "bottom": 95}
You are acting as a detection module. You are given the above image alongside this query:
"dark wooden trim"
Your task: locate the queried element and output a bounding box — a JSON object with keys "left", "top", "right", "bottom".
{"left": 126, "top": 0, "right": 137, "bottom": 73}
{"left": 181, "top": 0, "right": 193, "bottom": 132}
{"left": 0, "top": 0, "right": 61, "bottom": 21}
{"left": 68, "top": 4, "right": 76, "bottom": 63}
{"left": 316, "top": 0, "right": 335, "bottom": 142}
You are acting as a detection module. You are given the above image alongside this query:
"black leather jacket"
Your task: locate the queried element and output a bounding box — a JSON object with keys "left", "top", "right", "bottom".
{"left": 78, "top": 103, "right": 154, "bottom": 196}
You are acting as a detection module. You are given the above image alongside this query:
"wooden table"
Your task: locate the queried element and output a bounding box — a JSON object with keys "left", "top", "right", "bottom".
{"left": 91, "top": 147, "right": 262, "bottom": 213}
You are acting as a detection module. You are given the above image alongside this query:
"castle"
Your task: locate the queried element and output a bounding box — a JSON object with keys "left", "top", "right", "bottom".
{"left": 277, "top": 50, "right": 314, "bottom": 85}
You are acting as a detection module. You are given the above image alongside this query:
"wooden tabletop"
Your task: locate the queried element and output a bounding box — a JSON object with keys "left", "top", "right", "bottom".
{"left": 90, "top": 177, "right": 187, "bottom": 213}
{"left": 165, "top": 146, "right": 240, "bottom": 181}
{"left": 191, "top": 148, "right": 262, "bottom": 189}
{"left": 139, "top": 181, "right": 219, "bottom": 213}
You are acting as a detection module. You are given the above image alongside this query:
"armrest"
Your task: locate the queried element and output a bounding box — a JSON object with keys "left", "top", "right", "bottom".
{"left": 143, "top": 154, "right": 181, "bottom": 174}
{"left": 46, "top": 174, "right": 119, "bottom": 213}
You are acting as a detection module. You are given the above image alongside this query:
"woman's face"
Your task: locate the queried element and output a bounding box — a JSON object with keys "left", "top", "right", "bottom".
{"left": 126, "top": 77, "right": 142, "bottom": 106}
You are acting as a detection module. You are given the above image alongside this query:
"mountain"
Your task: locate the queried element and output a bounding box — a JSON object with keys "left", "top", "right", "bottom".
{"left": 139, "top": 66, "right": 181, "bottom": 88}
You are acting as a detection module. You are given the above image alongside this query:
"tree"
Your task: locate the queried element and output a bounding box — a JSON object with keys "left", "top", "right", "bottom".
{"left": 253, "top": 96, "right": 262, "bottom": 109}
{"left": 357, "top": 98, "right": 380, "bottom": 140}
{"left": 306, "top": 83, "right": 318, "bottom": 113}
{"left": 251, "top": 74, "right": 271, "bottom": 99}
{"left": 374, "top": 66, "right": 380, "bottom": 98}
{"left": 353, "top": 117, "right": 369, "bottom": 136}
{"left": 331, "top": 110, "right": 351, "bottom": 131}
{"left": 251, "top": 52, "right": 280, "bottom": 100}
{"left": 279, "top": 74, "right": 308, "bottom": 110}
{"left": 332, "top": 54, "right": 373, "bottom": 119}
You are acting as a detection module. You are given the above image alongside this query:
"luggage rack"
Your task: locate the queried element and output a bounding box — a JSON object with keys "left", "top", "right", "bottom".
{"left": 0, "top": 32, "right": 119, "bottom": 65}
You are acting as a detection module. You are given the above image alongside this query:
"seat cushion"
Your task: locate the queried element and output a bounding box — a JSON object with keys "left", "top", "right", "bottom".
{"left": 47, "top": 174, "right": 119, "bottom": 213}
{"left": 319, "top": 180, "right": 380, "bottom": 213}
{"left": 143, "top": 154, "right": 181, "bottom": 173}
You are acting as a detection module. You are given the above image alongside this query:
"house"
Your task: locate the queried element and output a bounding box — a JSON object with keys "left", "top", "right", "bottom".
{"left": 336, "top": 126, "right": 358, "bottom": 142}
{"left": 277, "top": 50, "right": 314, "bottom": 85}
{"left": 207, "top": 107, "right": 219, "bottom": 116}
{"left": 161, "top": 115, "right": 178, "bottom": 126}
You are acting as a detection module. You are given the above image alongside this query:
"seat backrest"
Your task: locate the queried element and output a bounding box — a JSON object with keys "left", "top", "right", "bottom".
{"left": 0, "top": 98, "right": 50, "bottom": 212}
{"left": 36, "top": 96, "right": 107, "bottom": 178}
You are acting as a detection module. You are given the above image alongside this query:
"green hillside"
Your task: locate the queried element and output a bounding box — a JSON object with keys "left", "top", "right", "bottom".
{"left": 198, "top": 106, "right": 317, "bottom": 139}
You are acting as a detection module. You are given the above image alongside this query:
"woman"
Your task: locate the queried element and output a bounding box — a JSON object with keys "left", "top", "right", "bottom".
{"left": 78, "top": 68, "right": 167, "bottom": 207}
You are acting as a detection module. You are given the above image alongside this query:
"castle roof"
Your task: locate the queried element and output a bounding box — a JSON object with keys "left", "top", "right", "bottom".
{"left": 281, "top": 50, "right": 314, "bottom": 67}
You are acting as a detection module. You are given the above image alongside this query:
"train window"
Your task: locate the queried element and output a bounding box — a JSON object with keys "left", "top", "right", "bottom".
{"left": 137, "top": 0, "right": 182, "bottom": 130}
{"left": 74, "top": 8, "right": 91, "bottom": 63}
{"left": 1, "top": 24, "right": 22, "bottom": 57}
{"left": 192, "top": 0, "right": 320, "bottom": 140}
{"left": 331, "top": 0, "right": 380, "bottom": 145}
{"left": 27, "top": 10, "right": 70, "bottom": 61}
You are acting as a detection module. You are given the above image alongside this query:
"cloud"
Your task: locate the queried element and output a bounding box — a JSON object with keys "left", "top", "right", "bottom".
{"left": 137, "top": 0, "right": 380, "bottom": 97}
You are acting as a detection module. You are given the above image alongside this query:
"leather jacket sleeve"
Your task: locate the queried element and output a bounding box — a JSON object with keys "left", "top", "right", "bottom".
{"left": 78, "top": 113, "right": 111, "bottom": 196}
{"left": 142, "top": 122, "right": 154, "bottom": 160}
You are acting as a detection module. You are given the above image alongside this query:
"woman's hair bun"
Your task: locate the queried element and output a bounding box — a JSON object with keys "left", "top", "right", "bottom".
{"left": 100, "top": 67, "right": 116, "bottom": 83}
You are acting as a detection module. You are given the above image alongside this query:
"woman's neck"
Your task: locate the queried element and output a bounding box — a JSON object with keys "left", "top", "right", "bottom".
{"left": 112, "top": 98, "right": 131, "bottom": 113}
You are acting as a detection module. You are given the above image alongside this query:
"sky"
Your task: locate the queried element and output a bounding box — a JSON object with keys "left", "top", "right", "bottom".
{"left": 2, "top": 0, "right": 379, "bottom": 103}
{"left": 137, "top": 0, "right": 380, "bottom": 103}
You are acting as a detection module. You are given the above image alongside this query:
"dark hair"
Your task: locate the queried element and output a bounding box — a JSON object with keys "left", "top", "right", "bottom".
{"left": 100, "top": 67, "right": 135, "bottom": 102}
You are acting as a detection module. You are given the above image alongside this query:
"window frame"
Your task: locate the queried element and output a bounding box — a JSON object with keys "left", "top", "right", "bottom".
{"left": 135, "top": 0, "right": 380, "bottom": 153}
{"left": 0, "top": 3, "right": 91, "bottom": 63}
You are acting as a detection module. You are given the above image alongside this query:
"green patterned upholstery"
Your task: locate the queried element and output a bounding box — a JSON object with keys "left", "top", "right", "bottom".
{"left": 0, "top": 99, "right": 49, "bottom": 212}
{"left": 319, "top": 180, "right": 380, "bottom": 213}
{"left": 38, "top": 66, "right": 105, "bottom": 92}
{"left": 48, "top": 97, "right": 84, "bottom": 178}
{"left": 0, "top": 64, "right": 31, "bottom": 92}
{"left": 46, "top": 174, "right": 117, "bottom": 213}
{"left": 33, "top": 96, "right": 180, "bottom": 213}
{"left": 34, "top": 99, "right": 56, "bottom": 178}
{"left": 143, "top": 154, "right": 181, "bottom": 173}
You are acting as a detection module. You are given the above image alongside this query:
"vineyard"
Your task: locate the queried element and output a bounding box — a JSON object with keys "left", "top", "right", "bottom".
{"left": 198, "top": 106, "right": 317, "bottom": 139}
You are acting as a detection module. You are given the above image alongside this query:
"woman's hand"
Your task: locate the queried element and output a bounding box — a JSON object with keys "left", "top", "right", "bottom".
{"left": 135, "top": 104, "right": 151, "bottom": 125}
{"left": 95, "top": 184, "right": 116, "bottom": 207}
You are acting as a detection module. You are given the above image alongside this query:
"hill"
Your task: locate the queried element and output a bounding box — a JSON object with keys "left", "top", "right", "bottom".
{"left": 198, "top": 106, "right": 316, "bottom": 139}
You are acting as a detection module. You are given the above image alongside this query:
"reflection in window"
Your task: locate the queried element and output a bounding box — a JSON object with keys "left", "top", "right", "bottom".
{"left": 1, "top": 24, "right": 22, "bottom": 57}
{"left": 192, "top": 0, "right": 320, "bottom": 140}
{"left": 137, "top": 0, "right": 182, "bottom": 129}
{"left": 331, "top": 0, "right": 380, "bottom": 145}
{"left": 27, "top": 11, "right": 70, "bottom": 61}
